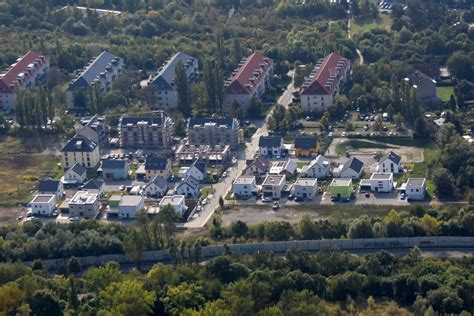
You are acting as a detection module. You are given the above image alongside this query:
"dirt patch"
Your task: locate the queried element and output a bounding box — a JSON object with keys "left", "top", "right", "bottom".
{"left": 0, "top": 207, "right": 25, "bottom": 224}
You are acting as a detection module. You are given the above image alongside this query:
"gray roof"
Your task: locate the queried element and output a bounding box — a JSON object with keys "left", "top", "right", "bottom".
{"left": 342, "top": 157, "right": 364, "bottom": 173}
{"left": 32, "top": 194, "right": 55, "bottom": 203}
{"left": 82, "top": 179, "right": 104, "bottom": 190}
{"left": 70, "top": 163, "right": 87, "bottom": 176}
{"left": 294, "top": 136, "right": 318, "bottom": 149}
{"left": 61, "top": 136, "right": 97, "bottom": 153}
{"left": 147, "top": 176, "right": 168, "bottom": 189}
{"left": 259, "top": 136, "right": 282, "bottom": 148}
{"left": 188, "top": 117, "right": 236, "bottom": 129}
{"left": 38, "top": 179, "right": 61, "bottom": 193}
{"left": 406, "top": 178, "right": 426, "bottom": 187}
{"left": 380, "top": 151, "right": 401, "bottom": 165}
{"left": 246, "top": 156, "right": 270, "bottom": 171}
{"left": 119, "top": 116, "right": 166, "bottom": 127}
{"left": 149, "top": 52, "right": 197, "bottom": 90}
{"left": 177, "top": 175, "right": 199, "bottom": 191}
{"left": 145, "top": 157, "right": 169, "bottom": 171}
{"left": 192, "top": 159, "right": 207, "bottom": 175}
{"left": 102, "top": 159, "right": 128, "bottom": 170}
{"left": 67, "top": 51, "right": 122, "bottom": 91}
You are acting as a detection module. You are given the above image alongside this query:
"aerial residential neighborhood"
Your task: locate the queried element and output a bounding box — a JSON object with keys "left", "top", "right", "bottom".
{"left": 0, "top": 0, "right": 472, "bottom": 314}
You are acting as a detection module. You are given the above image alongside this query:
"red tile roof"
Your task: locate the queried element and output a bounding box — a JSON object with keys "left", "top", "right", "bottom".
{"left": 300, "top": 52, "right": 349, "bottom": 96}
{"left": 0, "top": 51, "right": 43, "bottom": 93}
{"left": 225, "top": 52, "right": 273, "bottom": 94}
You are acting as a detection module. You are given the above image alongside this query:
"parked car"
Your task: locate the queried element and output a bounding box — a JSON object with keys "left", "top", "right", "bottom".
{"left": 400, "top": 193, "right": 406, "bottom": 200}
{"left": 272, "top": 201, "right": 280, "bottom": 210}
{"left": 119, "top": 185, "right": 126, "bottom": 191}
{"left": 262, "top": 197, "right": 272, "bottom": 203}
{"left": 288, "top": 194, "right": 295, "bottom": 200}
{"left": 70, "top": 216, "right": 80, "bottom": 222}
{"left": 202, "top": 198, "right": 208, "bottom": 205}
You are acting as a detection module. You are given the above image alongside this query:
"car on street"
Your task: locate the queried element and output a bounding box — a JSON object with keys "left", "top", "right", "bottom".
{"left": 70, "top": 216, "right": 80, "bottom": 222}
{"left": 272, "top": 202, "right": 280, "bottom": 210}
{"left": 202, "top": 198, "right": 208, "bottom": 205}
{"left": 262, "top": 197, "right": 272, "bottom": 203}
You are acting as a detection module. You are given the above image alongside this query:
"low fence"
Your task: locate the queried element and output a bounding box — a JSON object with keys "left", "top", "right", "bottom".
{"left": 31, "top": 236, "right": 474, "bottom": 270}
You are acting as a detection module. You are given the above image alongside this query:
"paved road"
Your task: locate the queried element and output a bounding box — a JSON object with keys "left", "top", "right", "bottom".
{"left": 184, "top": 72, "right": 296, "bottom": 228}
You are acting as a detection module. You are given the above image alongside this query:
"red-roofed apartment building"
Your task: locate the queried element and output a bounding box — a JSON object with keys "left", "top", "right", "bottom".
{"left": 300, "top": 52, "right": 350, "bottom": 112}
{"left": 0, "top": 51, "right": 49, "bottom": 113}
{"left": 223, "top": 52, "right": 273, "bottom": 111}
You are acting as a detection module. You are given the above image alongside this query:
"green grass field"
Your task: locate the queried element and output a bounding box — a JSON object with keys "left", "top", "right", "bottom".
{"left": 336, "top": 139, "right": 397, "bottom": 155}
{"left": 436, "top": 86, "right": 455, "bottom": 102}
{"left": 351, "top": 15, "right": 392, "bottom": 35}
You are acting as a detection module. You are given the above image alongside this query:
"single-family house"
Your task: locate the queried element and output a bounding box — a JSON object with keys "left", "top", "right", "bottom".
{"left": 294, "top": 136, "right": 320, "bottom": 157}
{"left": 62, "top": 163, "right": 87, "bottom": 185}
{"left": 158, "top": 195, "right": 188, "bottom": 217}
{"left": 68, "top": 191, "right": 100, "bottom": 219}
{"left": 300, "top": 154, "right": 331, "bottom": 178}
{"left": 81, "top": 179, "right": 105, "bottom": 197}
{"left": 38, "top": 179, "right": 64, "bottom": 200}
{"left": 377, "top": 151, "right": 402, "bottom": 174}
{"left": 30, "top": 194, "right": 56, "bottom": 216}
{"left": 245, "top": 156, "right": 270, "bottom": 177}
{"left": 101, "top": 159, "right": 129, "bottom": 180}
{"left": 262, "top": 175, "right": 286, "bottom": 199}
{"left": 400, "top": 178, "right": 426, "bottom": 201}
{"left": 269, "top": 160, "right": 297, "bottom": 178}
{"left": 328, "top": 178, "right": 352, "bottom": 200}
{"left": 188, "top": 159, "right": 208, "bottom": 181}
{"left": 143, "top": 176, "right": 168, "bottom": 197}
{"left": 145, "top": 157, "right": 172, "bottom": 181}
{"left": 335, "top": 157, "right": 364, "bottom": 179}
{"left": 232, "top": 176, "right": 257, "bottom": 198}
{"left": 108, "top": 195, "right": 145, "bottom": 219}
{"left": 369, "top": 173, "right": 394, "bottom": 193}
{"left": 175, "top": 175, "right": 200, "bottom": 198}
{"left": 259, "top": 136, "right": 283, "bottom": 157}
{"left": 291, "top": 178, "right": 318, "bottom": 200}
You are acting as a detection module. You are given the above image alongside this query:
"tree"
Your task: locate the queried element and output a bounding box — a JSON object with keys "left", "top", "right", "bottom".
{"left": 447, "top": 52, "right": 473, "bottom": 81}
{"left": 157, "top": 204, "right": 179, "bottom": 245}
{"left": 299, "top": 215, "right": 320, "bottom": 240}
{"left": 161, "top": 282, "right": 206, "bottom": 316}
{"left": 348, "top": 216, "right": 375, "bottom": 239}
{"left": 84, "top": 261, "right": 122, "bottom": 293}
{"left": 247, "top": 97, "right": 262, "bottom": 119}
{"left": 123, "top": 228, "right": 146, "bottom": 270}
{"left": 30, "top": 290, "right": 63, "bottom": 316}
{"left": 100, "top": 280, "right": 156, "bottom": 316}
{"left": 67, "top": 256, "right": 81, "bottom": 275}
{"left": 420, "top": 214, "right": 440, "bottom": 235}
{"left": 0, "top": 282, "right": 26, "bottom": 315}
{"left": 229, "top": 101, "right": 244, "bottom": 121}
{"left": 432, "top": 168, "right": 455, "bottom": 198}
{"left": 449, "top": 95, "right": 457, "bottom": 111}
{"left": 218, "top": 196, "right": 225, "bottom": 209}
{"left": 175, "top": 61, "right": 192, "bottom": 117}
{"left": 230, "top": 220, "right": 249, "bottom": 238}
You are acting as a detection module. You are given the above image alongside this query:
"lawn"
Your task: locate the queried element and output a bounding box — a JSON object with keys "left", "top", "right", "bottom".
{"left": 351, "top": 15, "right": 392, "bottom": 36}
{"left": 336, "top": 139, "right": 396, "bottom": 155}
{"left": 436, "top": 86, "right": 455, "bottom": 102}
{"left": 200, "top": 187, "right": 215, "bottom": 198}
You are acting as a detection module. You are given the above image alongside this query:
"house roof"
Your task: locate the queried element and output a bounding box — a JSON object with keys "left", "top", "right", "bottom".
{"left": 370, "top": 173, "right": 393, "bottom": 180}
{"left": 330, "top": 178, "right": 352, "bottom": 187}
{"left": 149, "top": 52, "right": 197, "bottom": 90}
{"left": 119, "top": 116, "right": 166, "bottom": 127}
{"left": 0, "top": 51, "right": 43, "bottom": 93}
{"left": 146, "top": 175, "right": 168, "bottom": 189}
{"left": 225, "top": 52, "right": 273, "bottom": 94}
{"left": 259, "top": 136, "right": 282, "bottom": 148}
{"left": 341, "top": 157, "right": 364, "bottom": 174}
{"left": 380, "top": 151, "right": 401, "bottom": 165}
{"left": 176, "top": 175, "right": 200, "bottom": 191}
{"left": 246, "top": 156, "right": 270, "bottom": 171}
{"left": 70, "top": 163, "right": 87, "bottom": 176}
{"left": 82, "top": 179, "right": 104, "bottom": 190}
{"left": 188, "top": 117, "right": 236, "bottom": 129}
{"left": 300, "top": 52, "right": 349, "bottom": 96}
{"left": 38, "top": 179, "right": 61, "bottom": 192}
{"left": 159, "top": 195, "right": 185, "bottom": 207}
{"left": 69, "top": 191, "right": 98, "bottom": 205}
{"left": 31, "top": 194, "right": 55, "bottom": 203}
{"left": 67, "top": 51, "right": 122, "bottom": 91}
{"left": 294, "top": 136, "right": 318, "bottom": 149}
{"left": 192, "top": 159, "right": 207, "bottom": 175}
{"left": 406, "top": 178, "right": 426, "bottom": 187}
{"left": 145, "top": 157, "right": 169, "bottom": 171}
{"left": 102, "top": 159, "right": 128, "bottom": 169}
{"left": 234, "top": 176, "right": 256, "bottom": 185}
{"left": 294, "top": 178, "right": 317, "bottom": 186}
{"left": 262, "top": 174, "right": 285, "bottom": 186}
{"left": 407, "top": 71, "right": 435, "bottom": 87}
{"left": 61, "top": 136, "right": 97, "bottom": 153}
{"left": 118, "top": 195, "right": 144, "bottom": 207}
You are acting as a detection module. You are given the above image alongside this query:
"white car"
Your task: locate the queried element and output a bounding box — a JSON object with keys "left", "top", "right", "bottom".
{"left": 201, "top": 198, "right": 208, "bottom": 205}
{"left": 341, "top": 132, "right": 347, "bottom": 137}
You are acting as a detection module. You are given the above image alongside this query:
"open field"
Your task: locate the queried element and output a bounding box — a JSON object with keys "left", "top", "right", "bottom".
{"left": 436, "top": 86, "right": 455, "bottom": 102}
{"left": 351, "top": 15, "right": 392, "bottom": 35}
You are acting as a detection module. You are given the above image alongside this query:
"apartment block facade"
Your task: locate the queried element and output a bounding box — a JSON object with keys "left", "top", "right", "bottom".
{"left": 187, "top": 117, "right": 240, "bottom": 149}
{"left": 118, "top": 115, "right": 172, "bottom": 149}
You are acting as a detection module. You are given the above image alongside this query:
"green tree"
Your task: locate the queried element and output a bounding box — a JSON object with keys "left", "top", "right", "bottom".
{"left": 30, "top": 290, "right": 63, "bottom": 316}
{"left": 161, "top": 282, "right": 206, "bottom": 316}
{"left": 67, "top": 256, "right": 81, "bottom": 275}
{"left": 447, "top": 52, "right": 473, "bottom": 81}
{"left": 219, "top": 196, "right": 225, "bottom": 209}
{"left": 432, "top": 168, "right": 455, "bottom": 198}
{"left": 100, "top": 280, "right": 156, "bottom": 316}
{"left": 420, "top": 214, "right": 440, "bottom": 235}
{"left": 123, "top": 227, "right": 147, "bottom": 270}
{"left": 84, "top": 261, "right": 122, "bottom": 293}
{"left": 175, "top": 61, "right": 192, "bottom": 117}
{"left": 348, "top": 216, "right": 375, "bottom": 239}
{"left": 0, "top": 282, "right": 26, "bottom": 315}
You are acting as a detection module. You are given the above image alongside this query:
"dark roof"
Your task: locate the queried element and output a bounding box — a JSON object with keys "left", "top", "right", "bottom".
{"left": 192, "top": 159, "right": 208, "bottom": 174}
{"left": 38, "top": 179, "right": 60, "bottom": 192}
{"left": 259, "top": 136, "right": 282, "bottom": 148}
{"left": 102, "top": 159, "right": 128, "bottom": 169}
{"left": 188, "top": 117, "right": 236, "bottom": 129}
{"left": 119, "top": 116, "right": 164, "bottom": 127}
{"left": 381, "top": 151, "right": 401, "bottom": 165}
{"left": 342, "top": 157, "right": 364, "bottom": 173}
{"left": 70, "top": 163, "right": 87, "bottom": 176}
{"left": 294, "top": 136, "right": 318, "bottom": 149}
{"left": 149, "top": 52, "right": 197, "bottom": 88}
{"left": 82, "top": 179, "right": 104, "bottom": 190}
{"left": 148, "top": 176, "right": 168, "bottom": 189}
{"left": 177, "top": 175, "right": 200, "bottom": 190}
{"left": 408, "top": 71, "right": 434, "bottom": 86}
{"left": 145, "top": 157, "right": 169, "bottom": 170}
{"left": 246, "top": 156, "right": 270, "bottom": 171}
{"left": 61, "top": 136, "right": 97, "bottom": 153}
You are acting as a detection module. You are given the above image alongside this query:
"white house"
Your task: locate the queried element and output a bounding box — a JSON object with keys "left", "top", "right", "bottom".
{"left": 177, "top": 159, "right": 207, "bottom": 181}
{"left": 81, "top": 179, "right": 105, "bottom": 197}
{"left": 377, "top": 151, "right": 402, "bottom": 174}
{"left": 262, "top": 175, "right": 286, "bottom": 199}
{"left": 269, "top": 160, "right": 297, "bottom": 178}
{"left": 143, "top": 176, "right": 168, "bottom": 197}
{"left": 245, "top": 156, "right": 270, "bottom": 177}
{"left": 175, "top": 175, "right": 200, "bottom": 198}
{"left": 37, "top": 179, "right": 64, "bottom": 200}
{"left": 30, "top": 194, "right": 56, "bottom": 216}
{"left": 258, "top": 136, "right": 283, "bottom": 157}
{"left": 291, "top": 178, "right": 318, "bottom": 200}
{"left": 299, "top": 154, "right": 331, "bottom": 178}
{"left": 335, "top": 157, "right": 364, "bottom": 179}
{"left": 369, "top": 173, "right": 394, "bottom": 193}
{"left": 401, "top": 178, "right": 426, "bottom": 200}
{"left": 158, "top": 195, "right": 188, "bottom": 217}
{"left": 62, "top": 163, "right": 87, "bottom": 185}
{"left": 108, "top": 195, "right": 145, "bottom": 219}
{"left": 232, "top": 176, "right": 257, "bottom": 198}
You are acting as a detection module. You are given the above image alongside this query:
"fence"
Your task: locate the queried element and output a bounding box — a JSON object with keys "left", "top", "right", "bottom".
{"left": 32, "top": 236, "right": 473, "bottom": 270}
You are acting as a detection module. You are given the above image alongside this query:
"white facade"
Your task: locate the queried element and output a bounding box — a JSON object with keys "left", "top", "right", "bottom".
{"left": 403, "top": 178, "right": 426, "bottom": 200}
{"left": 158, "top": 195, "right": 188, "bottom": 217}
{"left": 338, "top": 167, "right": 362, "bottom": 179}
{"left": 30, "top": 194, "right": 56, "bottom": 215}
{"left": 300, "top": 155, "right": 331, "bottom": 178}
{"left": 301, "top": 94, "right": 334, "bottom": 113}
{"left": 260, "top": 145, "right": 282, "bottom": 157}
{"left": 262, "top": 175, "right": 286, "bottom": 199}
{"left": 291, "top": 178, "right": 318, "bottom": 200}
{"left": 69, "top": 191, "right": 100, "bottom": 219}
{"left": 369, "top": 173, "right": 393, "bottom": 193}
{"left": 118, "top": 195, "right": 145, "bottom": 219}
{"left": 63, "top": 165, "right": 87, "bottom": 184}
{"left": 232, "top": 176, "right": 257, "bottom": 197}
{"left": 377, "top": 158, "right": 402, "bottom": 174}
